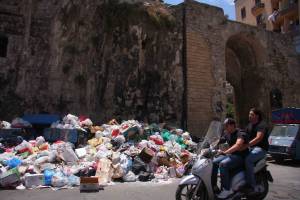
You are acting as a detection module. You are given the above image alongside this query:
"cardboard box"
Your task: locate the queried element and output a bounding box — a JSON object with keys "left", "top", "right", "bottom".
{"left": 80, "top": 177, "right": 102, "bottom": 192}
{"left": 24, "top": 174, "right": 44, "bottom": 188}
{"left": 139, "top": 147, "right": 154, "bottom": 163}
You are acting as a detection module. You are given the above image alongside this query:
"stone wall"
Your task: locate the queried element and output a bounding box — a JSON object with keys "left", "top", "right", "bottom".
{"left": 0, "top": 0, "right": 184, "bottom": 126}
{"left": 1, "top": 0, "right": 299, "bottom": 136}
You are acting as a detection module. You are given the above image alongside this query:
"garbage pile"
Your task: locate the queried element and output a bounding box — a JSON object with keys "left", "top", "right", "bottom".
{"left": 0, "top": 114, "right": 198, "bottom": 190}
{"left": 0, "top": 118, "right": 32, "bottom": 129}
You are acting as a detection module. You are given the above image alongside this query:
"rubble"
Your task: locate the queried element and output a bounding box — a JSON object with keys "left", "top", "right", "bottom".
{"left": 0, "top": 114, "right": 198, "bottom": 190}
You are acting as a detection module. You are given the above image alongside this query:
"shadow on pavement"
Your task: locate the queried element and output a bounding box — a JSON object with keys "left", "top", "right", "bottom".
{"left": 268, "top": 159, "right": 300, "bottom": 168}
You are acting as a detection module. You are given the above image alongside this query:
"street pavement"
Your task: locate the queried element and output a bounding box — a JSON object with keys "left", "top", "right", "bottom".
{"left": 266, "top": 160, "right": 300, "bottom": 200}
{"left": 0, "top": 160, "right": 299, "bottom": 200}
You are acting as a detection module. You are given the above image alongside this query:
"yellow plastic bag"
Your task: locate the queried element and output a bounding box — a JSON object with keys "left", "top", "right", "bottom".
{"left": 88, "top": 138, "right": 103, "bottom": 147}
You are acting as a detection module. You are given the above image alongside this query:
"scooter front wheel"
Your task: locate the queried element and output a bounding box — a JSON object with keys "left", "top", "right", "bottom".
{"left": 176, "top": 183, "right": 208, "bottom": 200}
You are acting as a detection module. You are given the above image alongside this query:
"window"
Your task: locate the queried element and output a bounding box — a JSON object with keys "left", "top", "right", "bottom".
{"left": 241, "top": 7, "right": 246, "bottom": 19}
{"left": 255, "top": 0, "right": 261, "bottom": 4}
{"left": 271, "top": 125, "right": 299, "bottom": 137}
{"left": 0, "top": 35, "right": 8, "bottom": 58}
{"left": 290, "top": 0, "right": 298, "bottom": 4}
{"left": 256, "top": 14, "right": 263, "bottom": 25}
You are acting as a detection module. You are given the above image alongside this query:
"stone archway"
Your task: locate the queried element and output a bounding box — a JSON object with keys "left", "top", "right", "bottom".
{"left": 225, "top": 34, "right": 265, "bottom": 128}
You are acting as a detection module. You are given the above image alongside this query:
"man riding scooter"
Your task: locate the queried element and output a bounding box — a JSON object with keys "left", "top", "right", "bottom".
{"left": 176, "top": 120, "right": 273, "bottom": 200}
{"left": 212, "top": 118, "right": 249, "bottom": 199}
{"left": 244, "top": 108, "right": 269, "bottom": 193}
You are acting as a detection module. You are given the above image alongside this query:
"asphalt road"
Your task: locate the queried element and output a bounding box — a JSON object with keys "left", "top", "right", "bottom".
{"left": 266, "top": 160, "right": 300, "bottom": 200}
{"left": 0, "top": 160, "right": 299, "bottom": 200}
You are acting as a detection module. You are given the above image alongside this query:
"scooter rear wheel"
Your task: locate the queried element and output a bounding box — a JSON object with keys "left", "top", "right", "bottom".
{"left": 176, "top": 183, "right": 208, "bottom": 200}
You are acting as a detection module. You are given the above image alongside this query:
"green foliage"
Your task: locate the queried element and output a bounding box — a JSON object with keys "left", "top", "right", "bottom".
{"left": 147, "top": 11, "right": 176, "bottom": 29}
{"left": 226, "top": 102, "right": 235, "bottom": 118}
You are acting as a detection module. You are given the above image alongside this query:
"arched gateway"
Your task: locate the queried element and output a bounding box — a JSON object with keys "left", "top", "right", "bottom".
{"left": 184, "top": 0, "right": 300, "bottom": 135}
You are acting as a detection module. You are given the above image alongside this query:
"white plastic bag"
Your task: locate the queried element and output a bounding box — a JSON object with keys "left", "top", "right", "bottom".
{"left": 11, "top": 118, "right": 32, "bottom": 128}
{"left": 63, "top": 114, "right": 79, "bottom": 125}
{"left": 95, "top": 131, "right": 104, "bottom": 138}
{"left": 67, "top": 174, "right": 80, "bottom": 186}
{"left": 15, "top": 140, "right": 33, "bottom": 153}
{"left": 80, "top": 118, "right": 93, "bottom": 127}
{"left": 123, "top": 171, "right": 136, "bottom": 182}
{"left": 111, "top": 163, "right": 124, "bottom": 179}
{"left": 36, "top": 136, "right": 45, "bottom": 147}
{"left": 1, "top": 121, "right": 11, "bottom": 129}
{"left": 75, "top": 148, "right": 87, "bottom": 158}
{"left": 111, "top": 152, "right": 121, "bottom": 165}
{"left": 96, "top": 145, "right": 112, "bottom": 159}
{"left": 34, "top": 156, "right": 49, "bottom": 165}
{"left": 120, "top": 154, "right": 130, "bottom": 173}
{"left": 57, "top": 143, "right": 78, "bottom": 163}
{"left": 51, "top": 171, "right": 68, "bottom": 187}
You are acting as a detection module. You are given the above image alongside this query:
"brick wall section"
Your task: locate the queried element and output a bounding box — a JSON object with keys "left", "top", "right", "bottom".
{"left": 184, "top": 1, "right": 226, "bottom": 136}
{"left": 186, "top": 31, "right": 215, "bottom": 136}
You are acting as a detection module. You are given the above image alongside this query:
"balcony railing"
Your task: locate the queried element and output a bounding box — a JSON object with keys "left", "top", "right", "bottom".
{"left": 252, "top": 2, "right": 265, "bottom": 16}
{"left": 273, "top": 3, "right": 299, "bottom": 25}
{"left": 278, "top": 2, "right": 298, "bottom": 17}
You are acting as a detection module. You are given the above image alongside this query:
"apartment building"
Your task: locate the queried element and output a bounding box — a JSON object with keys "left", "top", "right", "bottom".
{"left": 235, "top": 0, "right": 299, "bottom": 33}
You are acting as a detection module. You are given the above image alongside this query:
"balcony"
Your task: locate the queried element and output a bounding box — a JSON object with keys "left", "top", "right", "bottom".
{"left": 274, "top": 3, "right": 299, "bottom": 25}
{"left": 278, "top": 2, "right": 298, "bottom": 18}
{"left": 252, "top": 3, "right": 265, "bottom": 16}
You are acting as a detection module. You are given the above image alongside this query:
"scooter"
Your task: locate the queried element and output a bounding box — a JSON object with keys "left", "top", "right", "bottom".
{"left": 176, "top": 121, "right": 273, "bottom": 200}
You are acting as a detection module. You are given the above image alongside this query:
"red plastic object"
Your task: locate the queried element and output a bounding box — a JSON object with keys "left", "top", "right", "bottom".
{"left": 79, "top": 115, "right": 88, "bottom": 122}
{"left": 149, "top": 135, "right": 164, "bottom": 145}
{"left": 111, "top": 129, "right": 120, "bottom": 137}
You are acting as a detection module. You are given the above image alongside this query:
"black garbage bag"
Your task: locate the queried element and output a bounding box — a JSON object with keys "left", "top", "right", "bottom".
{"left": 75, "top": 167, "right": 96, "bottom": 177}
{"left": 132, "top": 157, "right": 147, "bottom": 175}
{"left": 138, "top": 172, "right": 155, "bottom": 182}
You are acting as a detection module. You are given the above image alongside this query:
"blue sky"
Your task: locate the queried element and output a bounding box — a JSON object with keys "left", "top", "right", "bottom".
{"left": 164, "top": 0, "right": 236, "bottom": 20}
